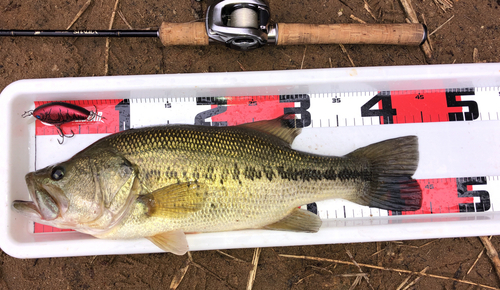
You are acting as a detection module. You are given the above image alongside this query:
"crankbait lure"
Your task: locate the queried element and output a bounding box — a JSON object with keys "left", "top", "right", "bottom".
{"left": 22, "top": 102, "right": 99, "bottom": 144}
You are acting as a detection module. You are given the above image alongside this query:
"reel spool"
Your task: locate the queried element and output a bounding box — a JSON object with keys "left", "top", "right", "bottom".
{"left": 228, "top": 8, "right": 258, "bottom": 28}
{"left": 206, "top": 0, "right": 272, "bottom": 51}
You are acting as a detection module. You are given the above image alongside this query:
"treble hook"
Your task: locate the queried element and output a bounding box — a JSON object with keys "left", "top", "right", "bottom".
{"left": 55, "top": 126, "right": 75, "bottom": 145}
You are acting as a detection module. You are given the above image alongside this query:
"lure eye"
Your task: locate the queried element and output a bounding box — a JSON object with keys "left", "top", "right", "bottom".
{"left": 51, "top": 166, "right": 65, "bottom": 181}
{"left": 35, "top": 115, "right": 41, "bottom": 119}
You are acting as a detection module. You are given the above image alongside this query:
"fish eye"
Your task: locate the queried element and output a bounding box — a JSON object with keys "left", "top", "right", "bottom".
{"left": 51, "top": 166, "right": 65, "bottom": 181}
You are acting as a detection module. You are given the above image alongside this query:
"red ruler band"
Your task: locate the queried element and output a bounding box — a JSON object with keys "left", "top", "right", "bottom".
{"left": 365, "top": 88, "right": 478, "bottom": 125}
{"left": 390, "top": 176, "right": 490, "bottom": 216}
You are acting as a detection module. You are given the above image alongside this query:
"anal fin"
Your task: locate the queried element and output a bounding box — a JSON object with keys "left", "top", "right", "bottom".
{"left": 146, "top": 229, "right": 189, "bottom": 255}
{"left": 264, "top": 208, "right": 321, "bottom": 233}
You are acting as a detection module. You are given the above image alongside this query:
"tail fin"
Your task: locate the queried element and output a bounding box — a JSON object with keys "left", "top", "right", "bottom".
{"left": 347, "top": 136, "right": 422, "bottom": 211}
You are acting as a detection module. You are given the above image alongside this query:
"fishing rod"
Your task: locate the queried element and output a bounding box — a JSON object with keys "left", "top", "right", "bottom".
{"left": 0, "top": 0, "right": 427, "bottom": 51}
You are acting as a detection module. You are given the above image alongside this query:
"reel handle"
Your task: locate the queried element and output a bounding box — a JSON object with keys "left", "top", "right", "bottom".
{"left": 158, "top": 22, "right": 427, "bottom": 47}
{"left": 276, "top": 23, "right": 427, "bottom": 46}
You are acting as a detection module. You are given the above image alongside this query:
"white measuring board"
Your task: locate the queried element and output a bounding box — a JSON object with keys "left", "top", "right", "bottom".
{"left": 31, "top": 87, "right": 500, "bottom": 233}
{"left": 4, "top": 64, "right": 500, "bottom": 258}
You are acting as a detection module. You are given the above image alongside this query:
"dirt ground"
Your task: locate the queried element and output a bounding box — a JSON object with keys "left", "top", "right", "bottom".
{"left": 1, "top": 0, "right": 500, "bottom": 289}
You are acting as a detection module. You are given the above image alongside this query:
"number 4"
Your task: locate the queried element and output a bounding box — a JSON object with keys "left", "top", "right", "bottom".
{"left": 360, "top": 92, "right": 396, "bottom": 124}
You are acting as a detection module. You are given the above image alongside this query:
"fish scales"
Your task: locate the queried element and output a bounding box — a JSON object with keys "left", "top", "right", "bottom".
{"left": 87, "top": 125, "right": 370, "bottom": 238}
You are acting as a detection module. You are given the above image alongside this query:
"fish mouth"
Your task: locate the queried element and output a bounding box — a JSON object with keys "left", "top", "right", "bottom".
{"left": 11, "top": 200, "right": 43, "bottom": 221}
{"left": 12, "top": 172, "right": 61, "bottom": 221}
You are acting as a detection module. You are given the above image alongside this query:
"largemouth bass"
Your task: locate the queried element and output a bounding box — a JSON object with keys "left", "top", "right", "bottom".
{"left": 13, "top": 116, "right": 422, "bottom": 255}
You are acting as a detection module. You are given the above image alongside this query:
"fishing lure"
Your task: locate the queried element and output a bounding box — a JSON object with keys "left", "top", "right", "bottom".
{"left": 22, "top": 102, "right": 99, "bottom": 144}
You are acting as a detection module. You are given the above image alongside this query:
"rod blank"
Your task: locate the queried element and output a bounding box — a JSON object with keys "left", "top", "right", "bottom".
{"left": 0, "top": 30, "right": 158, "bottom": 38}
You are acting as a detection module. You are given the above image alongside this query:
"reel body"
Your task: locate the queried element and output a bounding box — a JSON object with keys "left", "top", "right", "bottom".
{"left": 206, "top": 0, "right": 275, "bottom": 51}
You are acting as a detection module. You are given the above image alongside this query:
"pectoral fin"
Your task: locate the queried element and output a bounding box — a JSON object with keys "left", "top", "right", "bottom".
{"left": 138, "top": 182, "right": 206, "bottom": 218}
{"left": 147, "top": 230, "right": 189, "bottom": 255}
{"left": 264, "top": 208, "right": 322, "bottom": 233}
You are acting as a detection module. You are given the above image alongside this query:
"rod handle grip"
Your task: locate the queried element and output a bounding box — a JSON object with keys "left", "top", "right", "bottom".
{"left": 159, "top": 22, "right": 209, "bottom": 46}
{"left": 276, "top": 23, "right": 426, "bottom": 46}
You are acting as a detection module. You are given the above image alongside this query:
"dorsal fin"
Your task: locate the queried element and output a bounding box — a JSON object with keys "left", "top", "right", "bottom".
{"left": 237, "top": 115, "right": 302, "bottom": 145}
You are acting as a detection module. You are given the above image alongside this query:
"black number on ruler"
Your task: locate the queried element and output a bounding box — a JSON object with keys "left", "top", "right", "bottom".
{"left": 279, "top": 94, "right": 311, "bottom": 128}
{"left": 196, "top": 97, "right": 227, "bottom": 106}
{"left": 194, "top": 106, "right": 228, "bottom": 126}
{"left": 360, "top": 92, "right": 396, "bottom": 124}
{"left": 446, "top": 88, "right": 478, "bottom": 121}
{"left": 457, "top": 177, "right": 490, "bottom": 212}
{"left": 115, "top": 99, "right": 130, "bottom": 131}
{"left": 194, "top": 97, "right": 228, "bottom": 126}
